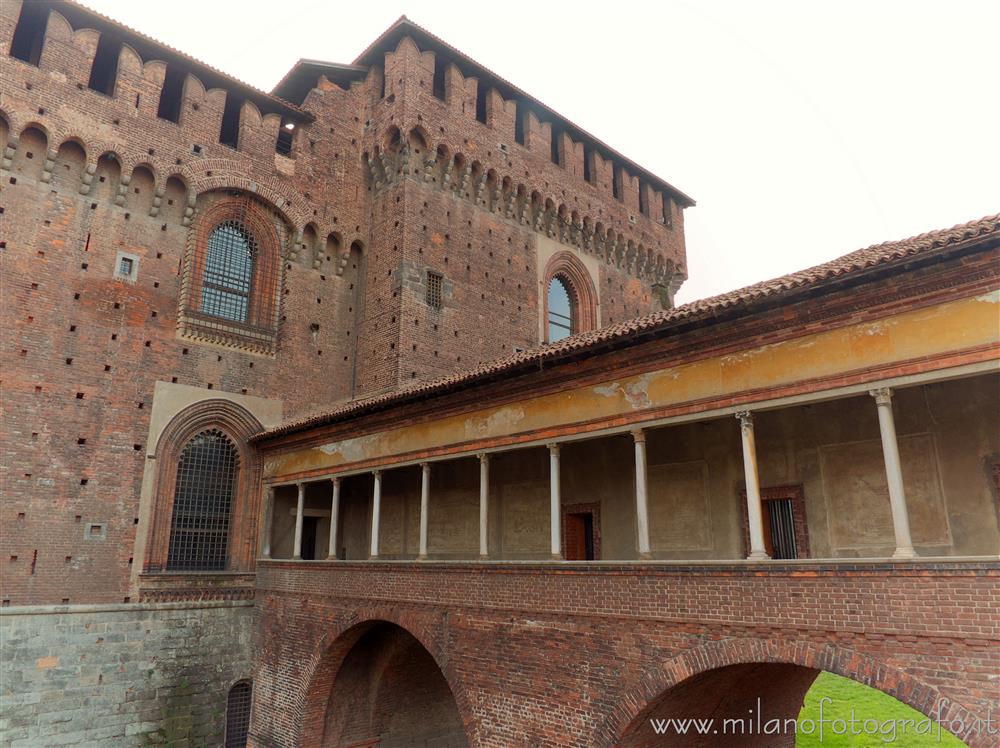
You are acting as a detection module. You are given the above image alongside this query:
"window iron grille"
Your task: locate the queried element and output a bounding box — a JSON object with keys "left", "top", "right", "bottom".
{"left": 166, "top": 429, "right": 238, "bottom": 571}
{"left": 225, "top": 680, "right": 252, "bottom": 748}
{"left": 201, "top": 221, "right": 256, "bottom": 323}
{"left": 766, "top": 498, "right": 798, "bottom": 560}
{"left": 426, "top": 271, "right": 443, "bottom": 309}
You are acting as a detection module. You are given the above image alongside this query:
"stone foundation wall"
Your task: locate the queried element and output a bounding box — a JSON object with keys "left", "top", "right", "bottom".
{"left": 0, "top": 600, "right": 252, "bottom": 747}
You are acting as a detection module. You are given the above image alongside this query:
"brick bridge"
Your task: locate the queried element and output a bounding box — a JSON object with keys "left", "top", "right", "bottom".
{"left": 250, "top": 560, "right": 999, "bottom": 747}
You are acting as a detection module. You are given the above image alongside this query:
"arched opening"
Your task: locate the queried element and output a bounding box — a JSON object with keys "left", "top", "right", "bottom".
{"left": 319, "top": 622, "right": 467, "bottom": 748}
{"left": 166, "top": 428, "right": 239, "bottom": 571}
{"left": 11, "top": 126, "right": 48, "bottom": 180}
{"left": 547, "top": 276, "right": 574, "bottom": 342}
{"left": 225, "top": 679, "right": 252, "bottom": 748}
{"left": 125, "top": 165, "right": 155, "bottom": 214}
{"left": 93, "top": 152, "right": 122, "bottom": 202}
{"left": 616, "top": 663, "right": 967, "bottom": 748}
{"left": 543, "top": 252, "right": 599, "bottom": 342}
{"left": 161, "top": 175, "right": 188, "bottom": 223}
{"left": 300, "top": 223, "right": 319, "bottom": 268}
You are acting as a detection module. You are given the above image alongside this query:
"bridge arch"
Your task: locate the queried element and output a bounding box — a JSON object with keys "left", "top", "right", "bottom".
{"left": 604, "top": 638, "right": 981, "bottom": 747}
{"left": 299, "top": 612, "right": 472, "bottom": 748}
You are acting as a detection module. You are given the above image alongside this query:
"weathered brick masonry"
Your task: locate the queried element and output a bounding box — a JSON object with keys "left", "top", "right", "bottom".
{"left": 1, "top": 1, "right": 685, "bottom": 606}
{"left": 3, "top": 2, "right": 998, "bottom": 747}
{"left": 254, "top": 561, "right": 1000, "bottom": 747}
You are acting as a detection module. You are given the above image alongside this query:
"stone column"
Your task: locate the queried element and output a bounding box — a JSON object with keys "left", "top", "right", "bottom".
{"left": 418, "top": 463, "right": 430, "bottom": 560}
{"left": 870, "top": 388, "right": 917, "bottom": 559}
{"left": 326, "top": 477, "right": 340, "bottom": 560}
{"left": 261, "top": 485, "right": 274, "bottom": 559}
{"left": 479, "top": 454, "right": 490, "bottom": 559}
{"left": 292, "top": 482, "right": 305, "bottom": 561}
{"left": 632, "top": 429, "right": 652, "bottom": 559}
{"left": 370, "top": 470, "right": 382, "bottom": 559}
{"left": 736, "top": 412, "right": 770, "bottom": 560}
{"left": 549, "top": 444, "right": 562, "bottom": 559}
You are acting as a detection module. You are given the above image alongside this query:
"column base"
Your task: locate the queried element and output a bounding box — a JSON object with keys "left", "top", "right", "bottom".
{"left": 325, "top": 555, "right": 338, "bottom": 561}
{"left": 746, "top": 550, "right": 771, "bottom": 561}
{"left": 292, "top": 555, "right": 302, "bottom": 561}
{"left": 478, "top": 554, "right": 490, "bottom": 560}
{"left": 550, "top": 553, "right": 563, "bottom": 561}
{"left": 892, "top": 546, "right": 917, "bottom": 559}
{"left": 638, "top": 551, "right": 653, "bottom": 560}
{"left": 416, "top": 554, "right": 428, "bottom": 561}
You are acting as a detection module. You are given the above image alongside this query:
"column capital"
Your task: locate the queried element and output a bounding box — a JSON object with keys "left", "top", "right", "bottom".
{"left": 547, "top": 442, "right": 560, "bottom": 455}
{"left": 372, "top": 469, "right": 382, "bottom": 477}
{"left": 869, "top": 387, "right": 893, "bottom": 406}
{"left": 631, "top": 428, "right": 646, "bottom": 443}
{"left": 419, "top": 461, "right": 430, "bottom": 470}
{"left": 478, "top": 452, "right": 490, "bottom": 464}
{"left": 331, "top": 475, "right": 341, "bottom": 486}
{"left": 296, "top": 481, "right": 305, "bottom": 492}
{"left": 735, "top": 410, "right": 753, "bottom": 428}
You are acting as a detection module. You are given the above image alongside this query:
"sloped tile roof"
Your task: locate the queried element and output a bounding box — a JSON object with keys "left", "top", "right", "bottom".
{"left": 254, "top": 212, "right": 999, "bottom": 441}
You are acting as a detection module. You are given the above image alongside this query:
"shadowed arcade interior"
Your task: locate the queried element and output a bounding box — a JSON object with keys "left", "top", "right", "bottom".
{"left": 321, "top": 622, "right": 467, "bottom": 748}
{"left": 618, "top": 663, "right": 821, "bottom": 747}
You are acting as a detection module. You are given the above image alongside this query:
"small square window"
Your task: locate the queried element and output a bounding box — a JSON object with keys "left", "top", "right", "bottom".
{"left": 426, "top": 271, "right": 443, "bottom": 309}
{"left": 114, "top": 251, "right": 139, "bottom": 283}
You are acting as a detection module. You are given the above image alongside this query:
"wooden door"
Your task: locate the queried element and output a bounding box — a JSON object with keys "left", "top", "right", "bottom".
{"left": 565, "top": 513, "right": 587, "bottom": 560}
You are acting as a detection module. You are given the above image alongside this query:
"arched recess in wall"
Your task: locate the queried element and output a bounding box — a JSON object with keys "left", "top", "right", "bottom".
{"left": 542, "top": 251, "right": 598, "bottom": 343}
{"left": 299, "top": 223, "right": 319, "bottom": 268}
{"left": 297, "top": 619, "right": 470, "bottom": 748}
{"left": 125, "top": 164, "right": 155, "bottom": 214}
{"left": 178, "top": 189, "right": 289, "bottom": 354}
{"left": 142, "top": 399, "right": 263, "bottom": 575}
{"left": 51, "top": 139, "right": 87, "bottom": 193}
{"left": 0, "top": 112, "right": 10, "bottom": 149}
{"left": 161, "top": 175, "right": 188, "bottom": 224}
{"left": 407, "top": 126, "right": 428, "bottom": 175}
{"left": 324, "top": 232, "right": 341, "bottom": 268}
{"left": 92, "top": 152, "right": 122, "bottom": 203}
{"left": 10, "top": 125, "right": 47, "bottom": 180}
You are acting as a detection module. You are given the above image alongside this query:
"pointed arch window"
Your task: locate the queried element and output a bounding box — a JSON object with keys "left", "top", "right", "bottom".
{"left": 166, "top": 429, "right": 239, "bottom": 571}
{"left": 548, "top": 276, "right": 574, "bottom": 342}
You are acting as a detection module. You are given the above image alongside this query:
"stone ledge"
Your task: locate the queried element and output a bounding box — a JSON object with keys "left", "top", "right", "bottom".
{"left": 256, "top": 556, "right": 1000, "bottom": 576}
{"left": 0, "top": 599, "right": 254, "bottom": 617}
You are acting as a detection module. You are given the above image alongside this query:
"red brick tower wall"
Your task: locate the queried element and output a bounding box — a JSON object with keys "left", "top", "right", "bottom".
{"left": 0, "top": 0, "right": 688, "bottom": 604}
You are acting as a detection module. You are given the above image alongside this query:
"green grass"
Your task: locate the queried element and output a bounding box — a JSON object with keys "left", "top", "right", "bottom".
{"left": 796, "top": 672, "right": 967, "bottom": 747}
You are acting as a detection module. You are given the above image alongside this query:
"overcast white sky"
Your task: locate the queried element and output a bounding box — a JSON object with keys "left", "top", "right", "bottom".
{"left": 83, "top": 0, "right": 1000, "bottom": 304}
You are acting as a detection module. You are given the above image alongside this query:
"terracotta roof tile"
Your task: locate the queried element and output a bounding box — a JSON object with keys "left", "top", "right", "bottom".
{"left": 254, "top": 212, "right": 999, "bottom": 441}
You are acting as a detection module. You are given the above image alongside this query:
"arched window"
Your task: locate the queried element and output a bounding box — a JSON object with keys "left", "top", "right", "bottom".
{"left": 201, "top": 221, "right": 256, "bottom": 323}
{"left": 548, "top": 276, "right": 574, "bottom": 342}
{"left": 180, "top": 193, "right": 285, "bottom": 354}
{"left": 166, "top": 429, "right": 239, "bottom": 571}
{"left": 225, "top": 680, "right": 253, "bottom": 748}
